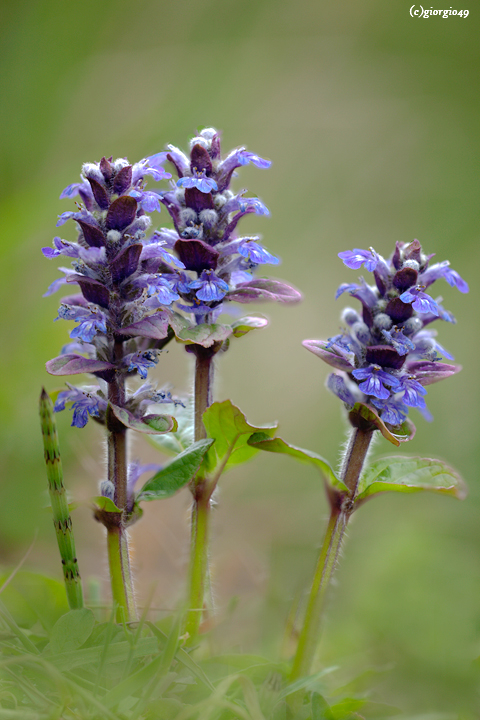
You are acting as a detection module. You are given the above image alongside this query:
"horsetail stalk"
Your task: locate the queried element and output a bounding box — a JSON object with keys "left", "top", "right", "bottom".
{"left": 39, "top": 388, "right": 84, "bottom": 609}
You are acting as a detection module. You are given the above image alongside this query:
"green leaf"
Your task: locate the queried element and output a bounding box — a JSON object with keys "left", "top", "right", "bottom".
{"left": 247, "top": 435, "right": 348, "bottom": 495}
{"left": 231, "top": 315, "right": 268, "bottom": 338}
{"left": 136, "top": 439, "right": 214, "bottom": 502}
{"left": 356, "top": 456, "right": 467, "bottom": 505}
{"left": 148, "top": 401, "right": 194, "bottom": 456}
{"left": 174, "top": 321, "right": 232, "bottom": 347}
{"left": 50, "top": 608, "right": 95, "bottom": 654}
{"left": 277, "top": 666, "right": 339, "bottom": 700}
{"left": 110, "top": 403, "right": 177, "bottom": 434}
{"left": 329, "top": 697, "right": 366, "bottom": 718}
{"left": 0, "top": 571, "right": 69, "bottom": 632}
{"left": 311, "top": 693, "right": 335, "bottom": 720}
{"left": 201, "top": 400, "right": 277, "bottom": 477}
{"left": 349, "top": 403, "right": 401, "bottom": 446}
{"left": 145, "top": 621, "right": 215, "bottom": 691}
{"left": 91, "top": 496, "right": 122, "bottom": 513}
{"left": 47, "top": 637, "right": 159, "bottom": 671}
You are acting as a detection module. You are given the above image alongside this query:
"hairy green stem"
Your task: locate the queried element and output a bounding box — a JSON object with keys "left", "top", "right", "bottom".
{"left": 106, "top": 526, "right": 136, "bottom": 623}
{"left": 184, "top": 350, "right": 214, "bottom": 642}
{"left": 105, "top": 341, "right": 138, "bottom": 623}
{"left": 184, "top": 491, "right": 211, "bottom": 641}
{"left": 39, "top": 389, "right": 83, "bottom": 610}
{"left": 290, "top": 428, "right": 373, "bottom": 683}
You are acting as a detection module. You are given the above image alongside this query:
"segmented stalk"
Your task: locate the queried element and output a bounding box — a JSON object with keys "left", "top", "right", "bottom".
{"left": 39, "top": 388, "right": 84, "bottom": 609}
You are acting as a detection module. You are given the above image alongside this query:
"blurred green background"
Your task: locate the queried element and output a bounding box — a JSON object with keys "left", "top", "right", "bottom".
{"left": 1, "top": 0, "right": 479, "bottom": 713}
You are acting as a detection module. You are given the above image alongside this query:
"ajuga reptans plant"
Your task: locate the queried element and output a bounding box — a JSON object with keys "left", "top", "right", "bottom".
{"left": 38, "top": 129, "right": 466, "bottom": 711}
{"left": 248, "top": 238, "right": 468, "bottom": 689}
{"left": 145, "top": 128, "right": 301, "bottom": 640}
{"left": 42, "top": 129, "right": 300, "bottom": 629}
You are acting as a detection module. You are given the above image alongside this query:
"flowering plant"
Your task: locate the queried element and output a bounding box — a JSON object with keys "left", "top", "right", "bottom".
{"left": 249, "top": 238, "right": 468, "bottom": 690}
{"left": 35, "top": 133, "right": 468, "bottom": 716}
{"left": 41, "top": 128, "right": 300, "bottom": 627}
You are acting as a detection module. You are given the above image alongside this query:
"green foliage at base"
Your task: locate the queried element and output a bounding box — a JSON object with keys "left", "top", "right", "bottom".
{"left": 0, "top": 572, "right": 402, "bottom": 720}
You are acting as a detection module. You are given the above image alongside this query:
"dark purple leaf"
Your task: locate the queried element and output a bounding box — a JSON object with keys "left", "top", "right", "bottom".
{"left": 100, "top": 157, "right": 114, "bottom": 181}
{"left": 46, "top": 355, "right": 115, "bottom": 376}
{"left": 70, "top": 276, "right": 110, "bottom": 308}
{"left": 106, "top": 196, "right": 137, "bottom": 231}
{"left": 174, "top": 238, "right": 218, "bottom": 272}
{"left": 111, "top": 243, "right": 142, "bottom": 284}
{"left": 393, "top": 267, "right": 418, "bottom": 291}
{"left": 113, "top": 165, "right": 133, "bottom": 194}
{"left": 385, "top": 297, "right": 414, "bottom": 323}
{"left": 185, "top": 187, "right": 214, "bottom": 213}
{"left": 77, "top": 220, "right": 106, "bottom": 248}
{"left": 88, "top": 177, "right": 110, "bottom": 209}
{"left": 365, "top": 345, "right": 406, "bottom": 370}
{"left": 190, "top": 144, "right": 213, "bottom": 174}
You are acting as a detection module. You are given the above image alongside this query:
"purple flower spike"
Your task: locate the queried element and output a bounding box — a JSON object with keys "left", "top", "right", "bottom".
{"left": 400, "top": 287, "right": 439, "bottom": 315}
{"left": 338, "top": 248, "right": 380, "bottom": 272}
{"left": 352, "top": 365, "right": 401, "bottom": 400}
{"left": 129, "top": 129, "right": 298, "bottom": 336}
{"left": 189, "top": 270, "right": 229, "bottom": 302}
{"left": 306, "top": 238, "right": 466, "bottom": 429}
